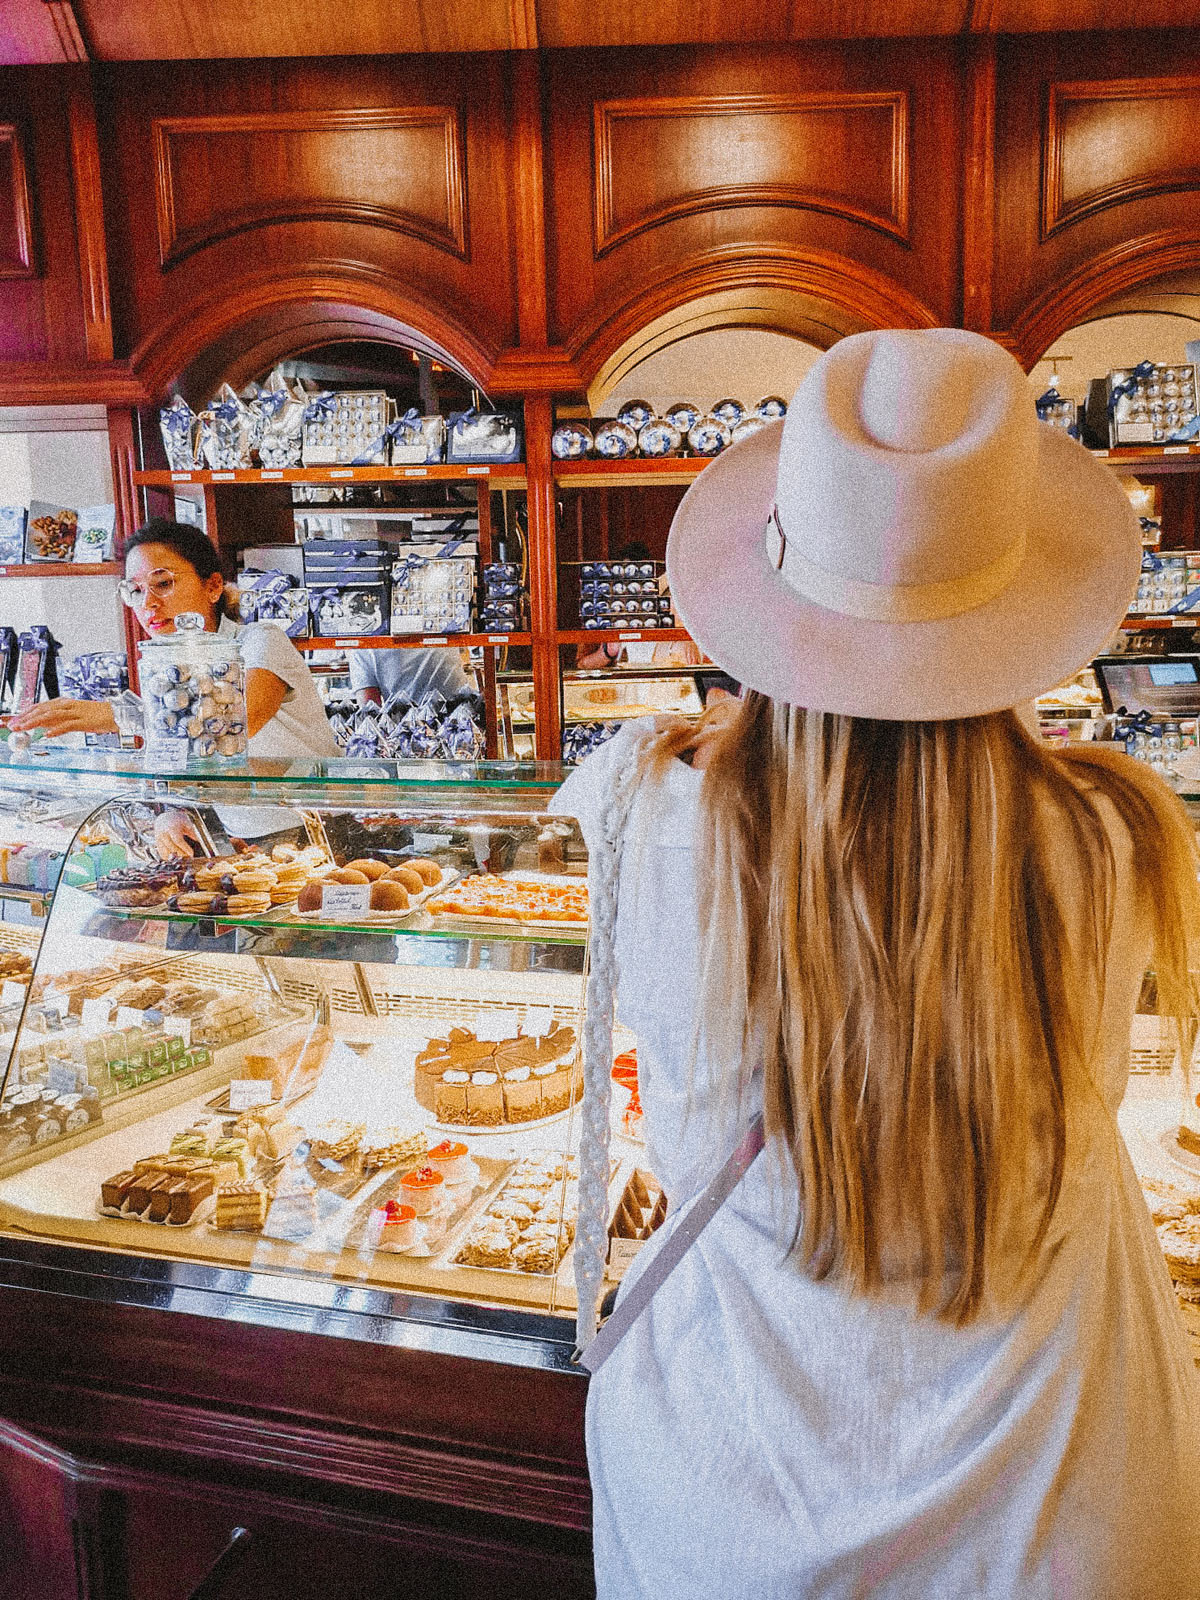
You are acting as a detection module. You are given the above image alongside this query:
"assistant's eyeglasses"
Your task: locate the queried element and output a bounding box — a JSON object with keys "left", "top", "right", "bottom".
{"left": 118, "top": 568, "right": 176, "bottom": 607}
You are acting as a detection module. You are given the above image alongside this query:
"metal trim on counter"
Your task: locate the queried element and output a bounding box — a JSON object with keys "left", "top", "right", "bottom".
{"left": 0, "top": 1232, "right": 583, "bottom": 1375}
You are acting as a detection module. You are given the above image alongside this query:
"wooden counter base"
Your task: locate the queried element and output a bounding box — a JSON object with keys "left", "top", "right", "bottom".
{"left": 0, "top": 1237, "right": 594, "bottom": 1600}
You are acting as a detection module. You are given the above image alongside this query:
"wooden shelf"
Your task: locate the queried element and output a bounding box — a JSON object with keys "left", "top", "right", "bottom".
{"left": 1121, "top": 615, "right": 1197, "bottom": 629}
{"left": 0, "top": 563, "right": 120, "bottom": 578}
{"left": 552, "top": 458, "right": 710, "bottom": 488}
{"left": 134, "top": 464, "right": 527, "bottom": 488}
{"left": 1092, "top": 445, "right": 1200, "bottom": 474}
{"left": 557, "top": 628, "right": 691, "bottom": 645}
{"left": 298, "top": 633, "right": 530, "bottom": 651}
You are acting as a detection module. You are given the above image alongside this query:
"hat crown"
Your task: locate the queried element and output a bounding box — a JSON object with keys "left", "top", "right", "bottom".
{"left": 774, "top": 328, "right": 1038, "bottom": 593}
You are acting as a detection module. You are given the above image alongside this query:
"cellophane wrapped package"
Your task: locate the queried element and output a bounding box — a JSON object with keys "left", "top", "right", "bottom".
{"left": 159, "top": 396, "right": 198, "bottom": 471}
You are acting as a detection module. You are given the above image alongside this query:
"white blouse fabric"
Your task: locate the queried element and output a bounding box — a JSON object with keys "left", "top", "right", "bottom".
{"left": 217, "top": 617, "right": 339, "bottom": 759}
{"left": 551, "top": 721, "right": 1200, "bottom": 1600}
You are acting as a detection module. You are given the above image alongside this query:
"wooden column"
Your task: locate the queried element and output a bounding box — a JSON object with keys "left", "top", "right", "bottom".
{"left": 525, "top": 394, "right": 561, "bottom": 761}
{"left": 65, "top": 70, "right": 113, "bottom": 364}
{"left": 961, "top": 36, "right": 996, "bottom": 334}
{"left": 475, "top": 480, "right": 500, "bottom": 760}
{"left": 106, "top": 405, "right": 142, "bottom": 687}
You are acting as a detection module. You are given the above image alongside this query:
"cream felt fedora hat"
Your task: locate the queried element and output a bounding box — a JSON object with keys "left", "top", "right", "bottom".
{"left": 665, "top": 328, "right": 1142, "bottom": 720}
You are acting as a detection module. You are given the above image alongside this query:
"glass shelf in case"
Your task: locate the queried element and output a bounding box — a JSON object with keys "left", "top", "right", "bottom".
{"left": 0, "top": 780, "right": 602, "bottom": 1324}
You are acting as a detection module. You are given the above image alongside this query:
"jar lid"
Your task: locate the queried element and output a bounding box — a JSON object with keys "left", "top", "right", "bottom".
{"left": 138, "top": 613, "right": 235, "bottom": 652}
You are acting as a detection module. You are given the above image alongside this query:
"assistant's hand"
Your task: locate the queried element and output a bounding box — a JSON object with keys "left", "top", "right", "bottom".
{"left": 5, "top": 698, "right": 118, "bottom": 737}
{"left": 153, "top": 808, "right": 202, "bottom": 860}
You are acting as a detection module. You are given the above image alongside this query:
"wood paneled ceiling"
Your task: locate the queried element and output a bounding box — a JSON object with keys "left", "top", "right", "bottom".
{"left": 4, "top": 0, "right": 1200, "bottom": 62}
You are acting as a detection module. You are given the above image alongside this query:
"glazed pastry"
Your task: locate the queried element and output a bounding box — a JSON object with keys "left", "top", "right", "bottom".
{"left": 376, "top": 1199, "right": 423, "bottom": 1252}
{"left": 426, "top": 1140, "right": 473, "bottom": 1185}
{"left": 398, "top": 1165, "right": 446, "bottom": 1217}
{"left": 346, "top": 858, "right": 388, "bottom": 881}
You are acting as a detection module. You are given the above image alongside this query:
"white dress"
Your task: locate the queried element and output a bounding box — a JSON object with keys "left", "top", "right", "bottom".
{"left": 551, "top": 722, "right": 1200, "bottom": 1600}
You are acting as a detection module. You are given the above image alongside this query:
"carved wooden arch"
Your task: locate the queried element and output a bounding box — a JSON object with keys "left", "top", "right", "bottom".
{"left": 1008, "top": 230, "right": 1200, "bottom": 370}
{"left": 128, "top": 261, "right": 498, "bottom": 402}
{"left": 568, "top": 246, "right": 940, "bottom": 406}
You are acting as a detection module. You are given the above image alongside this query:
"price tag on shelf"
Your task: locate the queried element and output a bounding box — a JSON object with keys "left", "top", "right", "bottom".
{"left": 1091, "top": 448, "right": 1110, "bottom": 457}
{"left": 411, "top": 833, "right": 451, "bottom": 852}
{"left": 211, "top": 471, "right": 235, "bottom": 481}
{"left": 523, "top": 1006, "right": 554, "bottom": 1038}
{"left": 329, "top": 468, "right": 354, "bottom": 479}
{"left": 155, "top": 742, "right": 190, "bottom": 772}
{"left": 404, "top": 468, "right": 429, "bottom": 477}
{"left": 0, "top": 568, "right": 7, "bottom": 577}
{"left": 81, "top": 997, "right": 112, "bottom": 1031}
{"left": 332, "top": 638, "right": 369, "bottom": 649}
{"left": 170, "top": 471, "right": 193, "bottom": 482}
{"left": 162, "top": 1015, "right": 191, "bottom": 1045}
{"left": 606, "top": 1237, "right": 644, "bottom": 1282}
{"left": 260, "top": 470, "right": 284, "bottom": 480}
{"left": 321, "top": 882, "right": 371, "bottom": 916}
{"left": 116, "top": 1005, "right": 146, "bottom": 1030}
{"left": 487, "top": 635, "right": 509, "bottom": 644}
{"left": 1165, "top": 446, "right": 1192, "bottom": 455}
{"left": 1, "top": 980, "right": 26, "bottom": 1006}
{"left": 228, "top": 1079, "right": 274, "bottom": 1112}
{"left": 619, "top": 631, "right": 644, "bottom": 641}
{"left": 475, "top": 1010, "right": 515, "bottom": 1042}
{"left": 466, "top": 466, "right": 490, "bottom": 476}
{"left": 424, "top": 636, "right": 448, "bottom": 646}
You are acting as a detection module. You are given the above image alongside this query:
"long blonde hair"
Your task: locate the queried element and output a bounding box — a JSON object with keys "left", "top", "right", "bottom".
{"left": 645, "top": 696, "right": 1200, "bottom": 1324}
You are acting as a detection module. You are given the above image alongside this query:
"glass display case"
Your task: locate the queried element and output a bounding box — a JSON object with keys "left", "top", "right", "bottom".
{"left": 0, "top": 755, "right": 653, "bottom": 1336}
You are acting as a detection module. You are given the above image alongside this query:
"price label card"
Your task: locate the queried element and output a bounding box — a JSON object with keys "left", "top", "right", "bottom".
{"left": 153, "top": 741, "right": 190, "bottom": 772}
{"left": 170, "top": 471, "right": 193, "bottom": 482}
{"left": 606, "top": 1237, "right": 644, "bottom": 1282}
{"left": 259, "top": 470, "right": 284, "bottom": 480}
{"left": 619, "top": 631, "right": 643, "bottom": 641}
{"left": 523, "top": 1006, "right": 554, "bottom": 1038}
{"left": 487, "top": 635, "right": 508, "bottom": 644}
{"left": 321, "top": 882, "right": 371, "bottom": 915}
{"left": 424, "top": 636, "right": 448, "bottom": 645}
{"left": 162, "top": 1015, "right": 191, "bottom": 1045}
{"left": 116, "top": 1005, "right": 145, "bottom": 1030}
{"left": 81, "top": 997, "right": 112, "bottom": 1031}
{"left": 228, "top": 1079, "right": 274, "bottom": 1112}
{"left": 466, "top": 465, "right": 490, "bottom": 476}
{"left": 475, "top": 1009, "right": 515, "bottom": 1042}
{"left": 1, "top": 980, "right": 25, "bottom": 1006}
{"left": 411, "top": 833, "right": 451, "bottom": 852}
{"left": 403, "top": 468, "right": 429, "bottom": 477}
{"left": 329, "top": 468, "right": 354, "bottom": 479}
{"left": 211, "top": 472, "right": 236, "bottom": 482}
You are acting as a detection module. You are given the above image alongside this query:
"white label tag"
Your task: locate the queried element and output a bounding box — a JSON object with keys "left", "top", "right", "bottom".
{"left": 411, "top": 833, "right": 451, "bottom": 852}
{"left": 81, "top": 997, "right": 112, "bottom": 1030}
{"left": 321, "top": 882, "right": 371, "bottom": 915}
{"left": 162, "top": 1015, "right": 191, "bottom": 1045}
{"left": 329, "top": 468, "right": 354, "bottom": 479}
{"left": 466, "top": 466, "right": 490, "bottom": 476}
{"left": 424, "top": 636, "right": 448, "bottom": 645}
{"left": 116, "top": 1006, "right": 145, "bottom": 1030}
{"left": 153, "top": 741, "right": 190, "bottom": 772}
{"left": 404, "top": 468, "right": 428, "bottom": 477}
{"left": 170, "top": 471, "right": 193, "bottom": 482}
{"left": 475, "top": 1009, "right": 515, "bottom": 1042}
{"left": 228, "top": 1079, "right": 274, "bottom": 1111}
{"left": 619, "top": 631, "right": 643, "bottom": 641}
{"left": 1, "top": 980, "right": 26, "bottom": 1005}
{"left": 606, "top": 1237, "right": 644, "bottom": 1281}
{"left": 211, "top": 471, "right": 236, "bottom": 481}
{"left": 259, "top": 470, "right": 284, "bottom": 480}
{"left": 1165, "top": 446, "right": 1191, "bottom": 455}
{"left": 332, "top": 638, "right": 369, "bottom": 648}
{"left": 487, "top": 635, "right": 508, "bottom": 644}
{"left": 523, "top": 1006, "right": 554, "bottom": 1037}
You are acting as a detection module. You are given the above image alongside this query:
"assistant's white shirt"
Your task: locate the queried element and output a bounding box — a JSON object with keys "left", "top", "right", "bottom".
{"left": 552, "top": 721, "right": 1200, "bottom": 1600}
{"left": 218, "top": 616, "right": 339, "bottom": 759}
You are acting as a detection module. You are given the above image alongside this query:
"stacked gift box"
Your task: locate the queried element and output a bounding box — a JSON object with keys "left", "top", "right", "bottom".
{"left": 302, "top": 540, "right": 391, "bottom": 636}
{"left": 1129, "top": 552, "right": 1200, "bottom": 616}
{"left": 572, "top": 560, "right": 676, "bottom": 629}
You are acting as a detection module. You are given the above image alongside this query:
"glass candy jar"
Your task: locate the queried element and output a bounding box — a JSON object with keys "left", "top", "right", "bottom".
{"left": 138, "top": 614, "right": 248, "bottom": 765}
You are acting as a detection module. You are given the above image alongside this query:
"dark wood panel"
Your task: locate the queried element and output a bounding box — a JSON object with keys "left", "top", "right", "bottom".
{"left": 544, "top": 42, "right": 960, "bottom": 374}
{"left": 0, "top": 67, "right": 91, "bottom": 366}
{"left": 153, "top": 106, "right": 469, "bottom": 269}
{"left": 993, "top": 30, "right": 1200, "bottom": 356}
{"left": 593, "top": 90, "right": 909, "bottom": 257}
{"left": 0, "top": 1422, "right": 84, "bottom": 1600}
{"left": 98, "top": 56, "right": 518, "bottom": 386}
{"left": 1043, "top": 74, "right": 1200, "bottom": 238}
{"left": 0, "top": 124, "right": 35, "bottom": 278}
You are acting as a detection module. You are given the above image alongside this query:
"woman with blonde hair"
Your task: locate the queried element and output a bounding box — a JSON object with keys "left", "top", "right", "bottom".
{"left": 554, "top": 329, "right": 1200, "bottom": 1598}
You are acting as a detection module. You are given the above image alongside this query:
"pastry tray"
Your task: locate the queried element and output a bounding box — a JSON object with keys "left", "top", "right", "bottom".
{"left": 290, "top": 865, "right": 460, "bottom": 924}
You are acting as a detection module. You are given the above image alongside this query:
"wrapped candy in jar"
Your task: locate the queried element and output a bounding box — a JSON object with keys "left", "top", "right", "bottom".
{"left": 137, "top": 613, "right": 248, "bottom": 766}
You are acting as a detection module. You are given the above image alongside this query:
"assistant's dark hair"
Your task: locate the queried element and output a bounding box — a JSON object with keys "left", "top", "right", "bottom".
{"left": 123, "top": 518, "right": 234, "bottom": 617}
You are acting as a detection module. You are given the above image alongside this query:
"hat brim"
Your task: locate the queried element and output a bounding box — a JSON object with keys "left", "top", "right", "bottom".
{"left": 666, "top": 419, "right": 1143, "bottom": 720}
